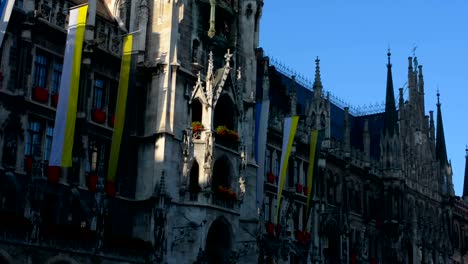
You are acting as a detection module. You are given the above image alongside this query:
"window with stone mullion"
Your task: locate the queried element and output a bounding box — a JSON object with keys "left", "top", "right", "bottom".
{"left": 25, "top": 120, "right": 42, "bottom": 157}
{"left": 33, "top": 53, "right": 48, "bottom": 89}
{"left": 44, "top": 125, "right": 54, "bottom": 161}
{"left": 51, "top": 61, "right": 63, "bottom": 95}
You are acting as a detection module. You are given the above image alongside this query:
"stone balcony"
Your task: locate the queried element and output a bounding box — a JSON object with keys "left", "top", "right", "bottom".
{"left": 181, "top": 190, "right": 240, "bottom": 214}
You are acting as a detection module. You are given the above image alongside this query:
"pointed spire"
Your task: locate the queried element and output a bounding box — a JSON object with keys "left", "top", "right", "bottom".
{"left": 383, "top": 50, "right": 398, "bottom": 136}
{"left": 207, "top": 51, "right": 214, "bottom": 79}
{"left": 463, "top": 147, "right": 468, "bottom": 198}
{"left": 418, "top": 64, "right": 425, "bottom": 107}
{"left": 408, "top": 57, "right": 416, "bottom": 103}
{"left": 435, "top": 91, "right": 448, "bottom": 166}
{"left": 429, "top": 110, "right": 435, "bottom": 157}
{"left": 313, "top": 56, "right": 323, "bottom": 91}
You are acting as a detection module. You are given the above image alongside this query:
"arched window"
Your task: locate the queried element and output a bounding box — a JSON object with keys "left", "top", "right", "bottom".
{"left": 213, "top": 94, "right": 235, "bottom": 130}
{"left": 212, "top": 157, "right": 232, "bottom": 191}
{"left": 192, "top": 39, "right": 200, "bottom": 63}
{"left": 206, "top": 217, "right": 232, "bottom": 264}
{"left": 192, "top": 99, "right": 202, "bottom": 123}
{"left": 189, "top": 161, "right": 200, "bottom": 193}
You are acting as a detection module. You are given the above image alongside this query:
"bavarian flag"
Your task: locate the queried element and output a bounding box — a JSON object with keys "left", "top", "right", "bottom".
{"left": 49, "top": 4, "right": 88, "bottom": 182}
{"left": 0, "top": 0, "right": 15, "bottom": 48}
{"left": 275, "top": 116, "right": 299, "bottom": 224}
{"left": 106, "top": 32, "right": 138, "bottom": 197}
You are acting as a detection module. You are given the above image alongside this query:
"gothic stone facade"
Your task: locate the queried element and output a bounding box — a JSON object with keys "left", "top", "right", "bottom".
{"left": 256, "top": 50, "right": 454, "bottom": 264}
{"left": 0, "top": 0, "right": 263, "bottom": 263}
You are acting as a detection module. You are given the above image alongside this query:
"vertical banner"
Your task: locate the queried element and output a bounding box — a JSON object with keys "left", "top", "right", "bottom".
{"left": 106, "top": 33, "right": 137, "bottom": 196}
{"left": 0, "top": 0, "right": 15, "bottom": 48}
{"left": 275, "top": 116, "right": 299, "bottom": 224}
{"left": 305, "top": 130, "right": 319, "bottom": 224}
{"left": 49, "top": 4, "right": 88, "bottom": 181}
{"left": 255, "top": 101, "right": 270, "bottom": 209}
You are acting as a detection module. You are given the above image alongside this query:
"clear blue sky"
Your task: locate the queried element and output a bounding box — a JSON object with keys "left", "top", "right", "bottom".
{"left": 260, "top": 0, "right": 468, "bottom": 196}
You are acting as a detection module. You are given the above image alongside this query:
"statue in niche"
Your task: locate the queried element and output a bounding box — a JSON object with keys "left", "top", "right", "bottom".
{"left": 2, "top": 130, "right": 17, "bottom": 167}
{"left": 192, "top": 39, "right": 200, "bottom": 64}
{"left": 29, "top": 210, "right": 41, "bottom": 243}
{"left": 223, "top": 20, "right": 230, "bottom": 37}
{"left": 238, "top": 176, "right": 245, "bottom": 200}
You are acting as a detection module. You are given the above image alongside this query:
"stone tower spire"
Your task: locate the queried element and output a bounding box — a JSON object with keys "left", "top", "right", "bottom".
{"left": 381, "top": 51, "right": 400, "bottom": 172}
{"left": 435, "top": 92, "right": 448, "bottom": 166}
{"left": 383, "top": 50, "right": 398, "bottom": 136}
{"left": 312, "top": 56, "right": 323, "bottom": 92}
{"left": 313, "top": 57, "right": 323, "bottom": 99}
{"left": 418, "top": 65, "right": 425, "bottom": 116}
{"left": 435, "top": 92, "right": 453, "bottom": 195}
{"left": 408, "top": 57, "right": 417, "bottom": 104}
{"left": 463, "top": 147, "right": 468, "bottom": 200}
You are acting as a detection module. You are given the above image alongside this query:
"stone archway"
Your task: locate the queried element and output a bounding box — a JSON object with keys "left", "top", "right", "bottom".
{"left": 205, "top": 217, "right": 232, "bottom": 264}
{"left": 321, "top": 217, "right": 340, "bottom": 264}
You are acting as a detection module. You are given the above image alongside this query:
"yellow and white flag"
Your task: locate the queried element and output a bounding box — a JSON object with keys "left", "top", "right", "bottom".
{"left": 306, "top": 130, "right": 319, "bottom": 220}
{"left": 49, "top": 5, "right": 88, "bottom": 178}
{"left": 106, "top": 33, "right": 138, "bottom": 196}
{"left": 275, "top": 116, "right": 299, "bottom": 224}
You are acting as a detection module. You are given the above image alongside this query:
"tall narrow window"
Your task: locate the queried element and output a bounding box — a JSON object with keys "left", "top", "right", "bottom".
{"left": 25, "top": 120, "right": 42, "bottom": 156}
{"left": 90, "top": 140, "right": 99, "bottom": 174}
{"left": 191, "top": 99, "right": 202, "bottom": 123}
{"left": 275, "top": 154, "right": 280, "bottom": 177}
{"left": 265, "top": 149, "right": 271, "bottom": 173}
{"left": 44, "top": 125, "right": 54, "bottom": 161}
{"left": 51, "top": 61, "right": 63, "bottom": 95}
{"left": 33, "top": 53, "right": 48, "bottom": 88}
{"left": 93, "top": 78, "right": 105, "bottom": 110}
{"left": 264, "top": 196, "right": 270, "bottom": 222}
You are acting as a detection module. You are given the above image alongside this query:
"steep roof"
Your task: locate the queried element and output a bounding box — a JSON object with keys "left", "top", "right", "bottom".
{"left": 463, "top": 149, "right": 468, "bottom": 198}
{"left": 435, "top": 93, "right": 448, "bottom": 167}
{"left": 383, "top": 51, "right": 398, "bottom": 137}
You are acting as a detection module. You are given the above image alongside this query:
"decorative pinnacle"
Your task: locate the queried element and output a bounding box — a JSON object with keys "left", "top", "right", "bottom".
{"left": 196, "top": 71, "right": 202, "bottom": 85}
{"left": 437, "top": 88, "right": 440, "bottom": 106}
{"left": 207, "top": 51, "right": 214, "bottom": 77}
{"left": 466, "top": 145, "right": 468, "bottom": 156}
{"left": 313, "top": 56, "right": 322, "bottom": 89}
{"left": 387, "top": 48, "right": 391, "bottom": 65}
{"left": 208, "top": 51, "right": 213, "bottom": 64}
{"left": 224, "top": 49, "right": 232, "bottom": 65}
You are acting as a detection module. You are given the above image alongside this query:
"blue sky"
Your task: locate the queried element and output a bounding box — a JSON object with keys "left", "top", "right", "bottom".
{"left": 260, "top": 0, "right": 468, "bottom": 196}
